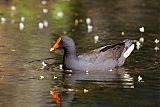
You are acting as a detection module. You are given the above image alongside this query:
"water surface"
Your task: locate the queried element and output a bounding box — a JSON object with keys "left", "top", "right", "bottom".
{"left": 0, "top": 0, "right": 159, "bottom": 107}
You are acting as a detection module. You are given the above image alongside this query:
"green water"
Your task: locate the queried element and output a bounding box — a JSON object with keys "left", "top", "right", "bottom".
{"left": 0, "top": 0, "right": 159, "bottom": 107}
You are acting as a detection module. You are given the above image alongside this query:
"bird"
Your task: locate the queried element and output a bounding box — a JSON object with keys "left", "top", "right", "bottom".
{"left": 50, "top": 36, "right": 134, "bottom": 71}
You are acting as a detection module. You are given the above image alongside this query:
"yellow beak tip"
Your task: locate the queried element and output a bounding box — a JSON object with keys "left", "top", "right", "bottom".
{"left": 50, "top": 48, "right": 54, "bottom": 52}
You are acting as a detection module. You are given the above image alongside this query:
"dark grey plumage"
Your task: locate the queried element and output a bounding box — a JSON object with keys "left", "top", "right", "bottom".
{"left": 58, "top": 36, "right": 134, "bottom": 71}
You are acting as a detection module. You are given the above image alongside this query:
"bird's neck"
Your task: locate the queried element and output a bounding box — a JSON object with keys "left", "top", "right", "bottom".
{"left": 64, "top": 47, "right": 77, "bottom": 59}
{"left": 62, "top": 48, "right": 78, "bottom": 70}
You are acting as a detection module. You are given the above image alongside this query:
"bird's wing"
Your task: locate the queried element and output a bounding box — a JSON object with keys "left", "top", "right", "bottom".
{"left": 99, "top": 42, "right": 125, "bottom": 59}
{"left": 78, "top": 42, "right": 125, "bottom": 63}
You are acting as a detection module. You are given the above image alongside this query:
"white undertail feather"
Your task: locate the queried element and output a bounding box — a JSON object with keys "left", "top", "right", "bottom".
{"left": 123, "top": 44, "right": 135, "bottom": 58}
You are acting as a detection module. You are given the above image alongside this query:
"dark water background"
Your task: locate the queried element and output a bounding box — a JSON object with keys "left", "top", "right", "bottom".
{"left": 0, "top": 0, "right": 159, "bottom": 107}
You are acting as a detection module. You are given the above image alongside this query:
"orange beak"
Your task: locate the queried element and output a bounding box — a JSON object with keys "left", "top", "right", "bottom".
{"left": 50, "top": 37, "right": 61, "bottom": 52}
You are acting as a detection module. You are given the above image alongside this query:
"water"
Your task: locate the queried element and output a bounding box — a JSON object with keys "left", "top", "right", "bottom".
{"left": 0, "top": 0, "right": 159, "bottom": 107}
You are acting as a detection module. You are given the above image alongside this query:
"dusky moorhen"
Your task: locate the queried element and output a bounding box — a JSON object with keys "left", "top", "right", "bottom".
{"left": 50, "top": 36, "right": 134, "bottom": 71}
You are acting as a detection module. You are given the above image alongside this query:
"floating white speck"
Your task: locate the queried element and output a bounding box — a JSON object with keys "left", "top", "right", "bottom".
{"left": 42, "top": 8, "right": 48, "bottom": 13}
{"left": 138, "top": 75, "right": 144, "bottom": 82}
{"left": 154, "top": 39, "right": 159, "bottom": 44}
{"left": 68, "top": 70, "right": 72, "bottom": 73}
{"left": 53, "top": 75, "right": 58, "bottom": 79}
{"left": 41, "top": 0, "right": 47, "bottom": 5}
{"left": 86, "top": 70, "right": 89, "bottom": 75}
{"left": 43, "top": 20, "right": 48, "bottom": 27}
{"left": 136, "top": 41, "right": 141, "bottom": 50}
{"left": 57, "top": 11, "right": 64, "bottom": 17}
{"left": 11, "top": 5, "right": 16, "bottom": 11}
{"left": 42, "top": 61, "right": 47, "bottom": 66}
{"left": 64, "top": 31, "right": 67, "bottom": 34}
{"left": 86, "top": 17, "right": 91, "bottom": 25}
{"left": 40, "top": 66, "right": 45, "bottom": 69}
{"left": 75, "top": 19, "right": 79, "bottom": 26}
{"left": 40, "top": 61, "right": 47, "bottom": 69}
{"left": 139, "top": 27, "right": 144, "bottom": 32}
{"left": 68, "top": 88, "right": 74, "bottom": 92}
{"left": 83, "top": 89, "right": 89, "bottom": 93}
{"left": 21, "top": 16, "right": 25, "bottom": 22}
{"left": 87, "top": 25, "right": 93, "bottom": 33}
{"left": 139, "top": 37, "right": 144, "bottom": 43}
{"left": 154, "top": 46, "right": 159, "bottom": 51}
{"left": 136, "top": 41, "right": 141, "bottom": 46}
{"left": 38, "top": 22, "right": 44, "bottom": 29}
{"left": 66, "top": 70, "right": 72, "bottom": 73}
{"left": 19, "top": 22, "right": 24, "bottom": 31}
{"left": 124, "top": 73, "right": 130, "bottom": 79}
{"left": 1, "top": 17, "right": 6, "bottom": 24}
{"left": 40, "top": 75, "right": 44, "bottom": 79}
{"left": 94, "top": 35, "right": 99, "bottom": 43}
{"left": 121, "top": 32, "right": 125, "bottom": 35}
{"left": 11, "top": 49, "right": 16, "bottom": 52}
{"left": 108, "top": 69, "right": 113, "bottom": 71}
{"left": 68, "top": 74, "right": 72, "bottom": 76}
{"left": 79, "top": 19, "right": 83, "bottom": 23}
{"left": 59, "top": 64, "right": 63, "bottom": 70}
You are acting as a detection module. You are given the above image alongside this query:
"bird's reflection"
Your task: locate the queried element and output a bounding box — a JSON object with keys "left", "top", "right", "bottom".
{"left": 53, "top": 67, "right": 134, "bottom": 107}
